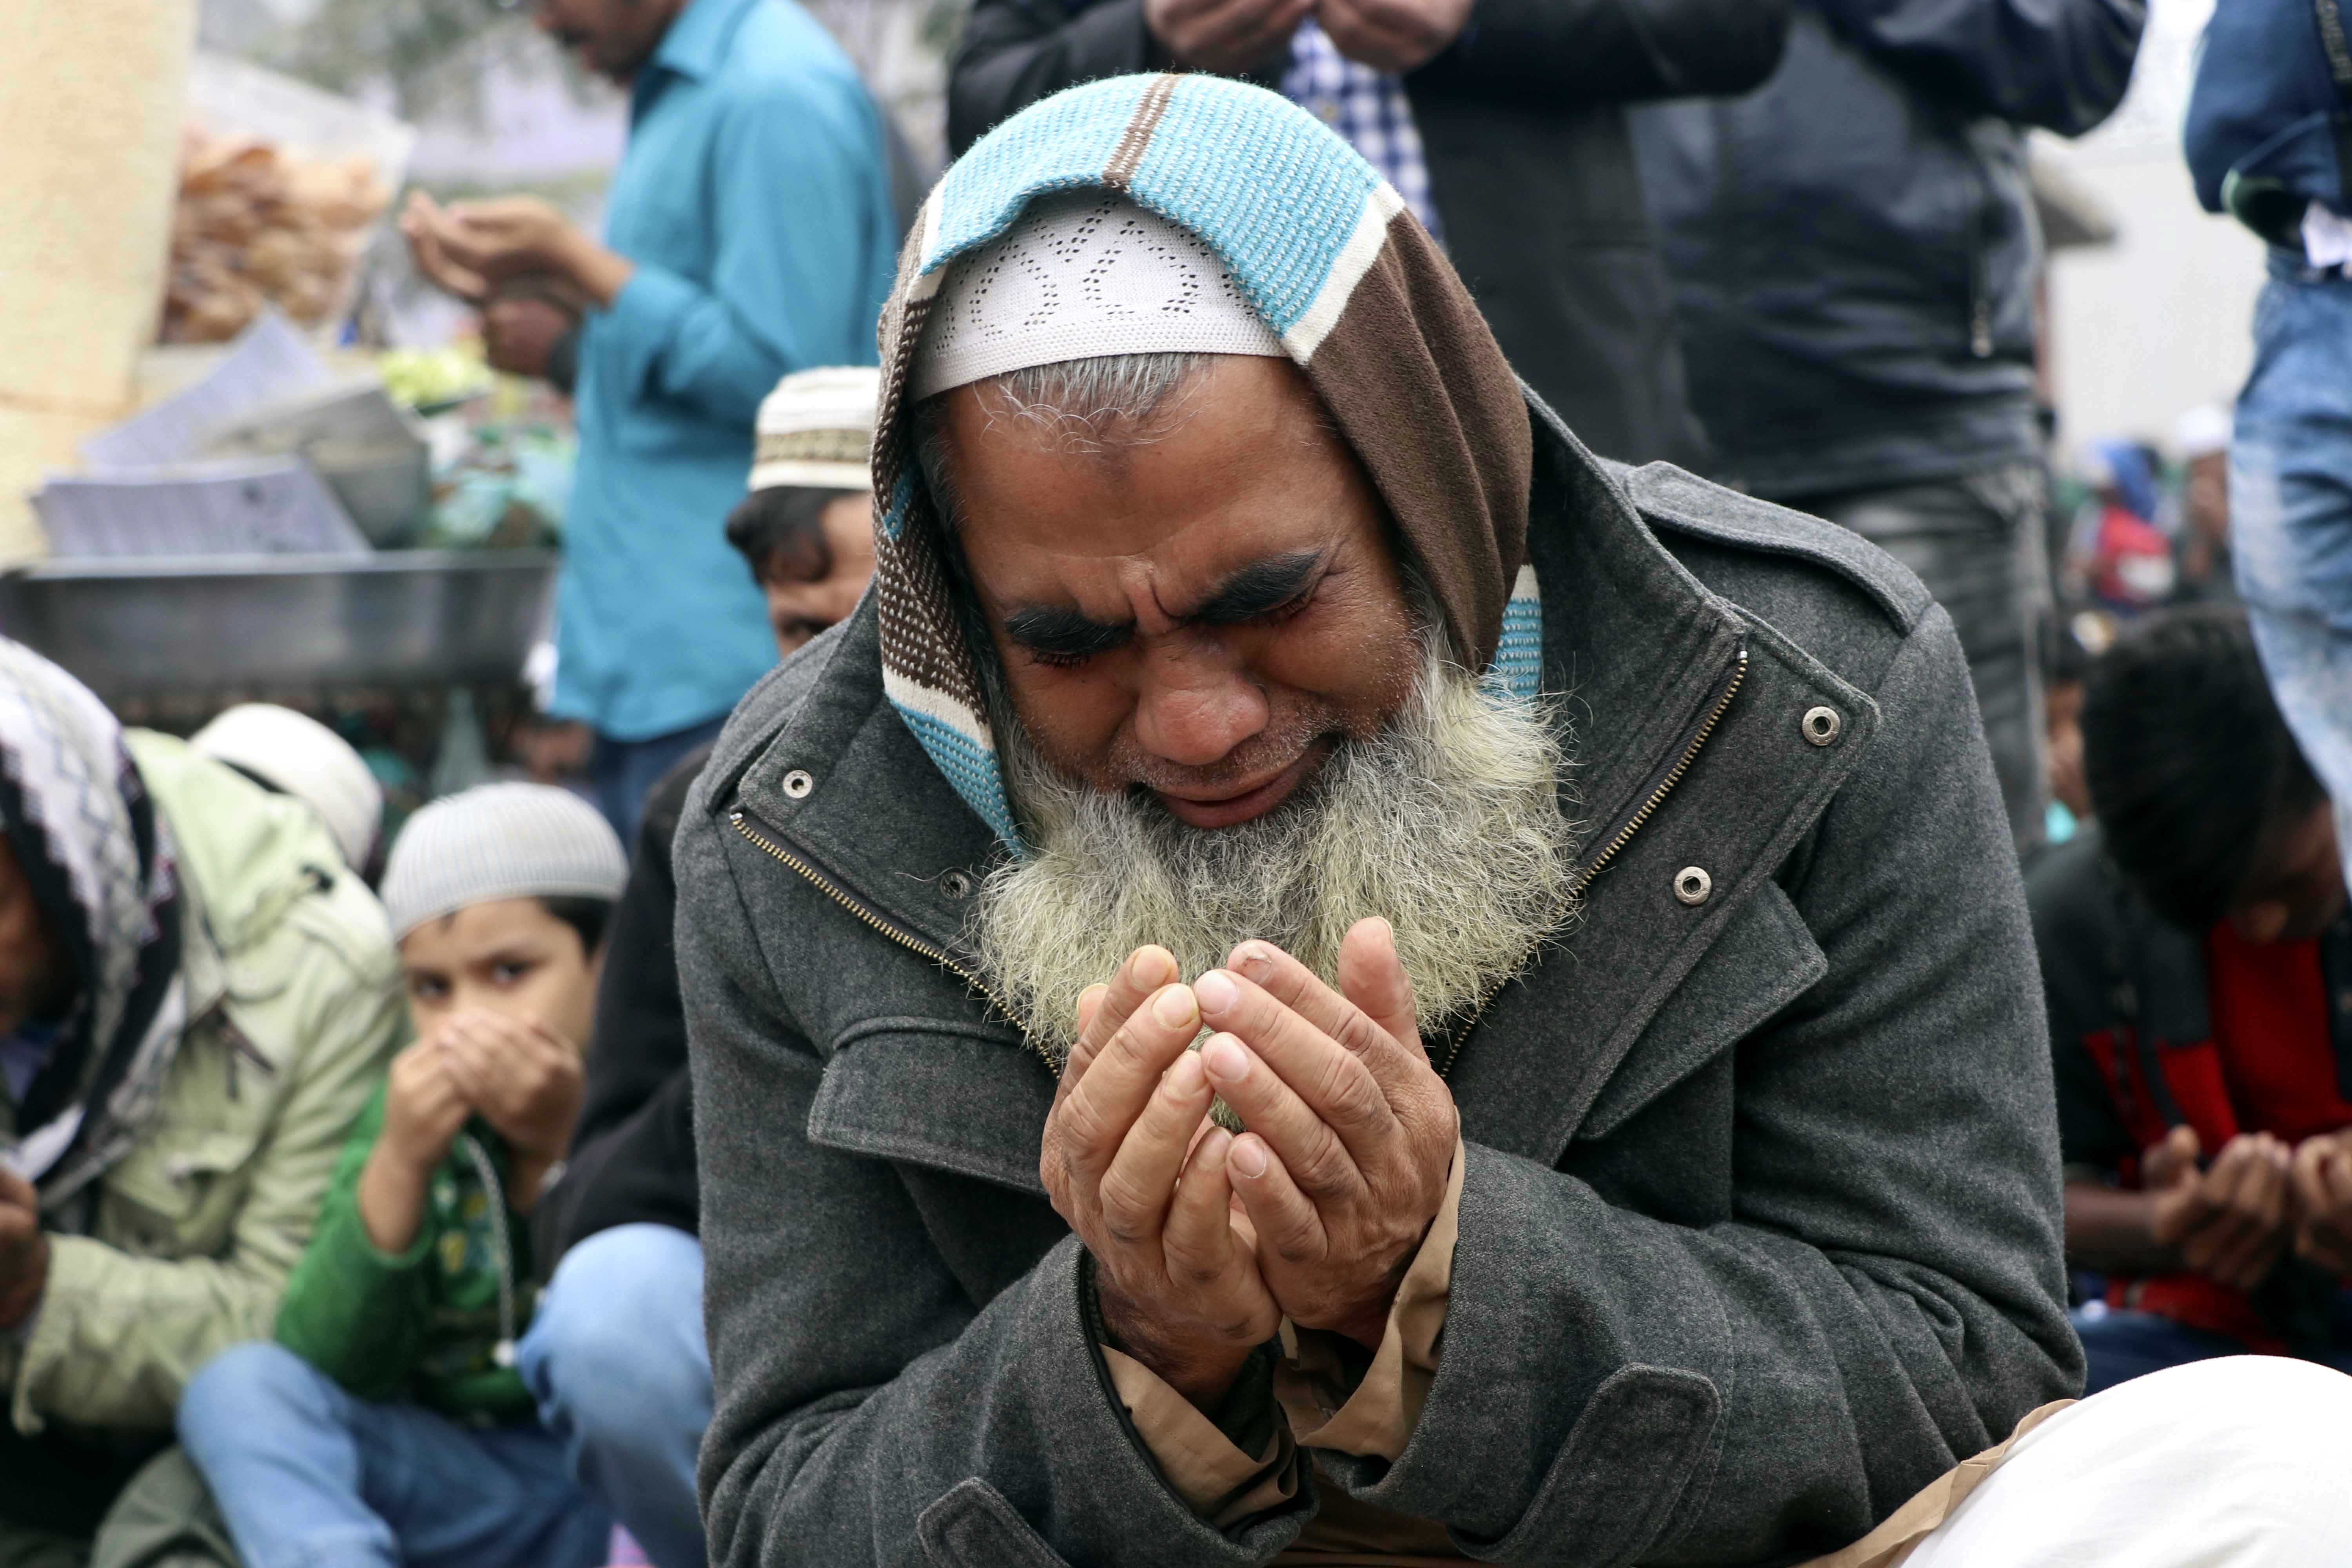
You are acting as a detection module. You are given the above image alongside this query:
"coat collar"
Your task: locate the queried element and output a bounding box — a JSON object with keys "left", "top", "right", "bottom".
{"left": 648, "top": 0, "right": 761, "bottom": 85}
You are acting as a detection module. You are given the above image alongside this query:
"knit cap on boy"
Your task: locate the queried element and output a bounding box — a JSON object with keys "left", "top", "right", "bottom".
{"left": 379, "top": 783, "right": 627, "bottom": 940}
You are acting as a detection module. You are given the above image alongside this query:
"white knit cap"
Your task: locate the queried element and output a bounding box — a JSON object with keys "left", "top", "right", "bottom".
{"left": 192, "top": 703, "right": 383, "bottom": 870}
{"left": 751, "top": 365, "right": 882, "bottom": 492}
{"left": 379, "top": 782, "right": 628, "bottom": 940}
{"left": 909, "top": 191, "right": 1285, "bottom": 401}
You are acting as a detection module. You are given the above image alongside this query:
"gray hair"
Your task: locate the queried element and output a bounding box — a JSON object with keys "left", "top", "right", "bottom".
{"left": 909, "top": 352, "right": 1205, "bottom": 533}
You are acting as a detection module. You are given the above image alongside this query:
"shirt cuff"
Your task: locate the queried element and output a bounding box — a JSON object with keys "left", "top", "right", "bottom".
{"left": 1276, "top": 1138, "right": 1464, "bottom": 1461}
{"left": 592, "top": 263, "right": 699, "bottom": 401}
{"left": 1102, "top": 1345, "right": 1303, "bottom": 1527}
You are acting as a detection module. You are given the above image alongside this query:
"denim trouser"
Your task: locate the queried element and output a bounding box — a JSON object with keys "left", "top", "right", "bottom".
{"left": 1786, "top": 463, "right": 2053, "bottom": 853}
{"left": 2233, "top": 256, "right": 2352, "bottom": 887}
{"left": 518, "top": 1224, "right": 713, "bottom": 1568}
{"left": 177, "top": 1343, "right": 610, "bottom": 1568}
{"left": 588, "top": 715, "right": 727, "bottom": 844}
{"left": 2073, "top": 1302, "right": 2352, "bottom": 1397}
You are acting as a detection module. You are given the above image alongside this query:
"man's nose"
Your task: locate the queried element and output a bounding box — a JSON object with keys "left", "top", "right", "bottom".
{"left": 1130, "top": 638, "right": 1269, "bottom": 768}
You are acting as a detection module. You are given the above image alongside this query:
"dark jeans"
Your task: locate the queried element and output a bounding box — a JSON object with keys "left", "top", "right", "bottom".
{"left": 588, "top": 714, "right": 727, "bottom": 845}
{"left": 2073, "top": 1303, "right": 2352, "bottom": 1397}
{"left": 1786, "top": 464, "right": 2052, "bottom": 853}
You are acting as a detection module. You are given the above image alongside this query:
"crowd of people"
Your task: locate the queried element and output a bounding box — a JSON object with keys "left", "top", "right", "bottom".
{"left": 6, "top": 0, "right": 2352, "bottom": 1562}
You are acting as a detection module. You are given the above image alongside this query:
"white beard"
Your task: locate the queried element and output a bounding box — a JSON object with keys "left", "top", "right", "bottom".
{"left": 969, "top": 628, "right": 1581, "bottom": 1058}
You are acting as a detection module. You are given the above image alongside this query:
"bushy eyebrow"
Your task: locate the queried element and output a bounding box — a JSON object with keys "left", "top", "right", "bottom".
{"left": 1000, "top": 550, "right": 1327, "bottom": 659}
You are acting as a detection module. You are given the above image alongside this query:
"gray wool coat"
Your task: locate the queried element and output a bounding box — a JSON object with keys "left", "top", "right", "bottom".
{"left": 675, "top": 403, "right": 2081, "bottom": 1568}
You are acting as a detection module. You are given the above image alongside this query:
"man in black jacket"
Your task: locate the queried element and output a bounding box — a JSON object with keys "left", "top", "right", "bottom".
{"left": 948, "top": 0, "right": 1789, "bottom": 469}
{"left": 1633, "top": 0, "right": 2144, "bottom": 851}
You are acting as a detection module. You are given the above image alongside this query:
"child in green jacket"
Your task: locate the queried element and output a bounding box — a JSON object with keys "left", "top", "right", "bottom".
{"left": 178, "top": 784, "right": 628, "bottom": 1568}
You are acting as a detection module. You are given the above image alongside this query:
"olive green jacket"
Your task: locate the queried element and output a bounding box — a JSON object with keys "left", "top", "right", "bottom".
{"left": 0, "top": 733, "right": 405, "bottom": 1437}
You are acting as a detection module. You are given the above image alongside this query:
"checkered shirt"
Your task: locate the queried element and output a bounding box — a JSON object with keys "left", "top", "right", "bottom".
{"left": 1279, "top": 18, "right": 1445, "bottom": 244}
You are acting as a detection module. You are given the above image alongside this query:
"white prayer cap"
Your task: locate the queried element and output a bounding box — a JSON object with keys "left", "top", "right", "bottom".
{"left": 751, "top": 366, "right": 882, "bottom": 492}
{"left": 192, "top": 703, "right": 383, "bottom": 870}
{"left": 380, "top": 782, "right": 627, "bottom": 940}
{"left": 909, "top": 191, "right": 1284, "bottom": 401}
{"left": 2173, "top": 403, "right": 2232, "bottom": 461}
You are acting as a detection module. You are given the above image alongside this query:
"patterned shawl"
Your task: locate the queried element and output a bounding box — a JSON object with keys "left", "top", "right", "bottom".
{"left": 869, "top": 73, "right": 1540, "bottom": 852}
{"left": 0, "top": 639, "right": 185, "bottom": 1205}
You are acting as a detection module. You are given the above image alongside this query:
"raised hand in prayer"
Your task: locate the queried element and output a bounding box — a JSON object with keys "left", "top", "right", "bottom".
{"left": 2147, "top": 1125, "right": 2296, "bottom": 1293}
{"left": 0, "top": 1165, "right": 48, "bottom": 1330}
{"left": 1190, "top": 920, "right": 1457, "bottom": 1349}
{"left": 1316, "top": 0, "right": 1475, "bottom": 75}
{"left": 1145, "top": 0, "right": 1314, "bottom": 76}
{"left": 436, "top": 1011, "right": 586, "bottom": 1213}
{"left": 1042, "top": 945, "right": 1281, "bottom": 1408}
{"left": 2290, "top": 1130, "right": 2352, "bottom": 1278}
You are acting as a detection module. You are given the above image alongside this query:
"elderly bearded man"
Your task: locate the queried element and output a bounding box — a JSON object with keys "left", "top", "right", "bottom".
{"left": 677, "top": 77, "right": 2352, "bottom": 1568}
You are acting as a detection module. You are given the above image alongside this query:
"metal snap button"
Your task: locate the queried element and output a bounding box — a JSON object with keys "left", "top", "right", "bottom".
{"left": 1801, "top": 706, "right": 1842, "bottom": 747}
{"left": 782, "top": 768, "right": 815, "bottom": 799}
{"left": 1673, "top": 866, "right": 1713, "bottom": 906}
{"left": 940, "top": 869, "right": 975, "bottom": 900}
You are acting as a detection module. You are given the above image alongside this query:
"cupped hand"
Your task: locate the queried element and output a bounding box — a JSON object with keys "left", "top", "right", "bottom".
{"left": 1316, "top": 0, "right": 1473, "bottom": 74}
{"left": 2149, "top": 1127, "right": 2296, "bottom": 1292}
{"left": 435, "top": 1012, "right": 584, "bottom": 1166}
{"left": 1191, "top": 918, "right": 1457, "bottom": 1348}
{"left": 1044, "top": 947, "right": 1281, "bottom": 1405}
{"left": 380, "top": 1038, "right": 475, "bottom": 1178}
{"left": 2291, "top": 1131, "right": 2352, "bottom": 1278}
{"left": 1145, "top": 0, "right": 1313, "bottom": 74}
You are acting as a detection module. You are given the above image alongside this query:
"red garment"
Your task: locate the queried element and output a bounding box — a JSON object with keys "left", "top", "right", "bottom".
{"left": 2091, "top": 926, "right": 2350, "bottom": 1343}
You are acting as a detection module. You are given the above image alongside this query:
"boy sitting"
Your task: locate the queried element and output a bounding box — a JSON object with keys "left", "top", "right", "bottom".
{"left": 2029, "top": 608, "right": 2352, "bottom": 1392}
{"left": 177, "top": 784, "right": 629, "bottom": 1568}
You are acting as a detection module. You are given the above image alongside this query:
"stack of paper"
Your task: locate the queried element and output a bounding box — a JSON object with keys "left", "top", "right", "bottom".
{"left": 34, "top": 309, "right": 372, "bottom": 559}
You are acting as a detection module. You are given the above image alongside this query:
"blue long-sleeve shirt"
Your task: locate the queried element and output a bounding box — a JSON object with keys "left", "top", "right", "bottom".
{"left": 559, "top": 0, "right": 897, "bottom": 740}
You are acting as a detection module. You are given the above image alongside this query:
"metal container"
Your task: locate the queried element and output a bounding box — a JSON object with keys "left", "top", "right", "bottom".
{"left": 0, "top": 550, "right": 555, "bottom": 703}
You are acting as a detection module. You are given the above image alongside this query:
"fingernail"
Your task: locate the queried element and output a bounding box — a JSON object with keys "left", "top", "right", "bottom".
{"left": 1229, "top": 1138, "right": 1267, "bottom": 1178}
{"left": 1075, "top": 984, "right": 1107, "bottom": 1023}
{"left": 1131, "top": 947, "right": 1172, "bottom": 987}
{"left": 1151, "top": 984, "right": 1197, "bottom": 1029}
{"left": 1165, "top": 1050, "right": 1205, "bottom": 1094}
{"left": 1201, "top": 1034, "right": 1247, "bottom": 1083}
{"left": 1232, "top": 943, "right": 1272, "bottom": 979}
{"left": 1194, "top": 969, "right": 1237, "bottom": 1013}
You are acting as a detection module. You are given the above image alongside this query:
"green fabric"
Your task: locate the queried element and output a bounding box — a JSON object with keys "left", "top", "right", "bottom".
{"left": 3, "top": 735, "right": 405, "bottom": 1439}
{"left": 274, "top": 1086, "right": 535, "bottom": 1422}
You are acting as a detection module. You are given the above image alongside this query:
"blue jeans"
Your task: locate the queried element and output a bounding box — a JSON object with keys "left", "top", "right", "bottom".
{"left": 517, "top": 1224, "right": 712, "bottom": 1568}
{"left": 588, "top": 714, "right": 726, "bottom": 844}
{"left": 2233, "top": 255, "right": 2352, "bottom": 886}
{"left": 178, "top": 1343, "right": 609, "bottom": 1568}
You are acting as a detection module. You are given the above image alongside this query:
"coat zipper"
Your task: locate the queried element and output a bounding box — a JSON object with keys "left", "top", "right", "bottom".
{"left": 729, "top": 810, "right": 1056, "bottom": 1071}
{"left": 1434, "top": 645, "right": 1748, "bottom": 1079}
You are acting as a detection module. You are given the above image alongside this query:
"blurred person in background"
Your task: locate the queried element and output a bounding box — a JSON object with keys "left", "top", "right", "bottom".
{"left": 1634, "top": 0, "right": 2145, "bottom": 854}
{"left": 515, "top": 367, "right": 879, "bottom": 1568}
{"left": 179, "top": 786, "right": 628, "bottom": 1568}
{"left": 2038, "top": 612, "right": 2096, "bottom": 849}
{"left": 0, "top": 642, "right": 402, "bottom": 1564}
{"left": 2171, "top": 403, "right": 2237, "bottom": 605}
{"left": 2075, "top": 438, "right": 2178, "bottom": 615}
{"left": 2029, "top": 609, "right": 2352, "bottom": 1394}
{"left": 946, "top": 0, "right": 1795, "bottom": 470}
{"left": 401, "top": 0, "right": 899, "bottom": 842}
{"left": 190, "top": 703, "right": 386, "bottom": 877}
{"left": 2186, "top": 0, "right": 2352, "bottom": 897}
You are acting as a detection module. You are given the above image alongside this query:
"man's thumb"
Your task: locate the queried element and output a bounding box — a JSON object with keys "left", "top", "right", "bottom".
{"left": 1338, "top": 917, "right": 1417, "bottom": 1052}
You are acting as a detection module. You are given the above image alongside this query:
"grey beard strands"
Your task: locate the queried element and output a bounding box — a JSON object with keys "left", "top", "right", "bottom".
{"left": 968, "top": 625, "right": 1583, "bottom": 1058}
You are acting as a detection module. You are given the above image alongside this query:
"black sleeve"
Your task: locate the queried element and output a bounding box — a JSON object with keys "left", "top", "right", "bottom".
{"left": 1409, "top": 0, "right": 1791, "bottom": 109}
{"left": 949, "top": 0, "right": 1164, "bottom": 154}
{"left": 947, "top": 0, "right": 1791, "bottom": 155}
{"left": 536, "top": 749, "right": 709, "bottom": 1270}
{"left": 1810, "top": 0, "right": 2145, "bottom": 134}
{"left": 2024, "top": 837, "right": 2134, "bottom": 1174}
